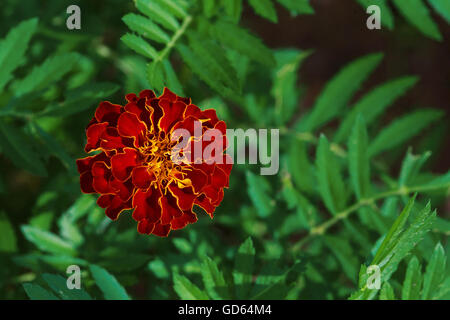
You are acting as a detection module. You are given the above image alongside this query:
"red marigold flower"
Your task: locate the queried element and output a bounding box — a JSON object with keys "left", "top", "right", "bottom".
{"left": 76, "top": 88, "right": 232, "bottom": 237}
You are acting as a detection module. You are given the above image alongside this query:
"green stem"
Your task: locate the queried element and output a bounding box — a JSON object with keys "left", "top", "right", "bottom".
{"left": 157, "top": 15, "right": 192, "bottom": 63}
{"left": 291, "top": 183, "right": 445, "bottom": 253}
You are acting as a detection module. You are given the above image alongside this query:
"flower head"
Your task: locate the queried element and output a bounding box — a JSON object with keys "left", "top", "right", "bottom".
{"left": 76, "top": 88, "right": 232, "bottom": 237}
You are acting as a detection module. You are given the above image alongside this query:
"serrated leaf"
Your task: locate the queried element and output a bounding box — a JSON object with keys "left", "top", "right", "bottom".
{"left": 316, "top": 135, "right": 346, "bottom": 214}
{"left": 297, "top": 53, "right": 383, "bottom": 132}
{"left": 89, "top": 264, "right": 130, "bottom": 300}
{"left": 212, "top": 20, "right": 275, "bottom": 67}
{"left": 136, "top": 0, "right": 180, "bottom": 31}
{"left": 42, "top": 274, "right": 92, "bottom": 300}
{"left": 246, "top": 171, "right": 275, "bottom": 217}
{"left": 233, "top": 237, "right": 255, "bottom": 299}
{"left": 428, "top": 0, "right": 450, "bottom": 23}
{"left": 21, "top": 225, "right": 77, "bottom": 256}
{"left": 121, "top": 33, "right": 158, "bottom": 60}
{"left": 334, "top": 76, "right": 419, "bottom": 143}
{"left": 392, "top": 0, "right": 442, "bottom": 41}
{"left": 357, "top": 0, "right": 394, "bottom": 29}
{"left": 402, "top": 256, "right": 422, "bottom": 300}
{"left": 0, "top": 212, "right": 17, "bottom": 252}
{"left": 187, "top": 31, "right": 240, "bottom": 93}
{"left": 422, "top": 242, "right": 446, "bottom": 299}
{"left": 173, "top": 272, "right": 209, "bottom": 300}
{"left": 0, "top": 120, "right": 47, "bottom": 176}
{"left": 13, "top": 53, "right": 79, "bottom": 96}
{"left": 350, "top": 199, "right": 436, "bottom": 299}
{"left": 0, "top": 18, "right": 38, "bottom": 92}
{"left": 201, "top": 256, "right": 230, "bottom": 299}
{"left": 368, "top": 109, "right": 443, "bottom": 157}
{"left": 176, "top": 44, "right": 234, "bottom": 97}
{"left": 223, "top": 0, "right": 243, "bottom": 23}
{"left": 122, "top": 13, "right": 170, "bottom": 44}
{"left": 249, "top": 0, "right": 278, "bottom": 23}
{"left": 372, "top": 195, "right": 417, "bottom": 266}
{"left": 348, "top": 115, "right": 370, "bottom": 199}
{"left": 277, "top": 0, "right": 314, "bottom": 15}
{"left": 23, "top": 283, "right": 59, "bottom": 300}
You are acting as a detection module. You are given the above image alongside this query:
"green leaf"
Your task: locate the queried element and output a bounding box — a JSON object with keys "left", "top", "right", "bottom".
{"left": 428, "top": 0, "right": 450, "bottom": 23}
{"left": 277, "top": 0, "right": 314, "bottom": 15}
{"left": 176, "top": 44, "right": 234, "bottom": 97}
{"left": 399, "top": 149, "right": 431, "bottom": 188}
{"left": 162, "top": 60, "right": 184, "bottom": 96}
{"left": 0, "top": 18, "right": 38, "bottom": 92}
{"left": 212, "top": 20, "right": 275, "bottom": 67}
{"left": 187, "top": 31, "right": 240, "bottom": 93}
{"left": 31, "top": 123, "right": 77, "bottom": 176}
{"left": 233, "top": 237, "right": 255, "bottom": 299}
{"left": 324, "top": 235, "right": 359, "bottom": 280}
{"left": 147, "top": 60, "right": 165, "bottom": 92}
{"left": 42, "top": 274, "right": 92, "bottom": 300}
{"left": 416, "top": 171, "right": 450, "bottom": 192}
{"left": 350, "top": 199, "right": 436, "bottom": 299}
{"left": 154, "top": 0, "right": 188, "bottom": 19}
{"left": 287, "top": 138, "right": 315, "bottom": 194}
{"left": 379, "top": 282, "right": 395, "bottom": 300}
{"left": 148, "top": 259, "right": 169, "bottom": 279}
{"left": 136, "top": 0, "right": 180, "bottom": 31}
{"left": 203, "top": 0, "right": 217, "bottom": 18}
{"left": 381, "top": 203, "right": 436, "bottom": 281}
{"left": 297, "top": 53, "right": 383, "bottom": 132}
{"left": 248, "top": 0, "right": 278, "bottom": 23}
{"left": 246, "top": 171, "right": 275, "bottom": 217}
{"left": 13, "top": 53, "right": 79, "bottom": 96}
{"left": 402, "top": 256, "right": 422, "bottom": 300}
{"left": 368, "top": 109, "right": 443, "bottom": 157}
{"left": 372, "top": 195, "right": 417, "bottom": 266}
{"left": 173, "top": 272, "right": 209, "bottom": 299}
{"left": 89, "top": 264, "right": 130, "bottom": 300}
{"left": 122, "top": 13, "right": 170, "bottom": 44}
{"left": 356, "top": 0, "right": 394, "bottom": 29}
{"left": 21, "top": 225, "right": 77, "bottom": 256}
{"left": 348, "top": 115, "right": 370, "bottom": 199}
{"left": 23, "top": 283, "right": 59, "bottom": 300}
{"left": 201, "top": 256, "right": 230, "bottom": 299}
{"left": 0, "top": 120, "right": 47, "bottom": 176}
{"left": 392, "top": 0, "right": 442, "bottom": 41}
{"left": 272, "top": 49, "right": 311, "bottom": 125}
{"left": 38, "top": 82, "right": 119, "bottom": 118}
{"left": 121, "top": 33, "right": 158, "bottom": 60}
{"left": 421, "top": 242, "right": 446, "bottom": 299}
{"left": 223, "top": 0, "right": 243, "bottom": 22}
{"left": 316, "top": 135, "right": 346, "bottom": 214}
{"left": 0, "top": 212, "right": 17, "bottom": 252}
{"left": 334, "top": 76, "right": 419, "bottom": 143}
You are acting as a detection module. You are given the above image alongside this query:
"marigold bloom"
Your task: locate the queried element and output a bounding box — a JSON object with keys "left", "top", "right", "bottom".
{"left": 76, "top": 88, "right": 232, "bottom": 237}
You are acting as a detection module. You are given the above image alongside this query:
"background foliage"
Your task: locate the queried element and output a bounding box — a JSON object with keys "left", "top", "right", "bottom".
{"left": 0, "top": 0, "right": 448, "bottom": 300}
